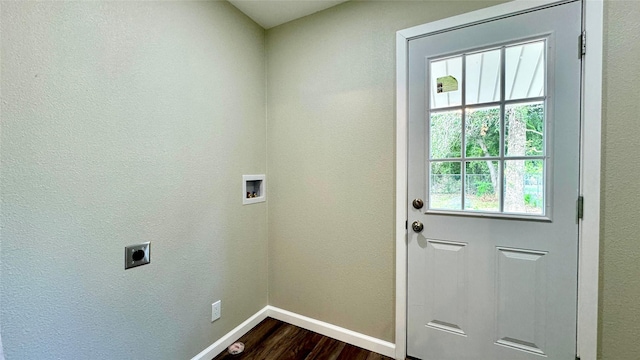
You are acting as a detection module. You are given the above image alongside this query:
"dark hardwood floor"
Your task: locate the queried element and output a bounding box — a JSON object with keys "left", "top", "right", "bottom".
{"left": 212, "top": 318, "right": 393, "bottom": 360}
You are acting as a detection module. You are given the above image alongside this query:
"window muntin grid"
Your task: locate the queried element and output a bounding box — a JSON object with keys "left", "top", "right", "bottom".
{"left": 427, "top": 39, "right": 547, "bottom": 216}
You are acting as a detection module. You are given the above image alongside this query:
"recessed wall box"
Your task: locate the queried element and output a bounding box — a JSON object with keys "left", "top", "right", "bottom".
{"left": 243, "top": 174, "right": 265, "bottom": 205}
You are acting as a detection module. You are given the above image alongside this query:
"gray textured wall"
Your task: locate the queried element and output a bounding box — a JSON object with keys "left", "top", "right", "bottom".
{"left": 599, "top": 0, "right": 640, "bottom": 359}
{"left": 266, "top": 0, "right": 503, "bottom": 342}
{"left": 0, "top": 1, "right": 267, "bottom": 359}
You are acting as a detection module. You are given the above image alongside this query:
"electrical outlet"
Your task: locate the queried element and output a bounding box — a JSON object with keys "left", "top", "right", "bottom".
{"left": 124, "top": 242, "right": 150, "bottom": 270}
{"left": 211, "top": 300, "right": 221, "bottom": 322}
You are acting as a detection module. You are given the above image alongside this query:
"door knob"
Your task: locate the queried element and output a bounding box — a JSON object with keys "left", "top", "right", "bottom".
{"left": 412, "top": 198, "right": 424, "bottom": 209}
{"left": 411, "top": 220, "right": 424, "bottom": 233}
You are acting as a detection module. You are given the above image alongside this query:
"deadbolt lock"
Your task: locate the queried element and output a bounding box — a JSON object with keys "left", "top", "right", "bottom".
{"left": 412, "top": 198, "right": 424, "bottom": 209}
{"left": 411, "top": 220, "right": 424, "bottom": 233}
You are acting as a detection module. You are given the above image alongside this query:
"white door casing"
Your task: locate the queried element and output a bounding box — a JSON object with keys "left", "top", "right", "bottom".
{"left": 395, "top": 1, "right": 603, "bottom": 359}
{"left": 397, "top": 0, "right": 604, "bottom": 358}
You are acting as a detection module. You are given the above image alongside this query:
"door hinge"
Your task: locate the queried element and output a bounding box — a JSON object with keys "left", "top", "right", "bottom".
{"left": 405, "top": 220, "right": 408, "bottom": 230}
{"left": 576, "top": 355, "right": 581, "bottom": 360}
{"left": 579, "top": 31, "right": 586, "bottom": 58}
{"left": 577, "top": 196, "right": 584, "bottom": 221}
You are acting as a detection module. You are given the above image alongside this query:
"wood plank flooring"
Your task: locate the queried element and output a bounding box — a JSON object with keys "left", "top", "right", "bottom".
{"left": 212, "top": 318, "right": 393, "bottom": 360}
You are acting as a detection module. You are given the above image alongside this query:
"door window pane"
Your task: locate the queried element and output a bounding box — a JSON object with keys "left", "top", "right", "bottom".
{"left": 465, "top": 106, "right": 500, "bottom": 158}
{"left": 430, "top": 110, "right": 462, "bottom": 159}
{"left": 505, "top": 41, "right": 545, "bottom": 100}
{"left": 430, "top": 57, "right": 462, "bottom": 109}
{"left": 426, "top": 38, "right": 548, "bottom": 217}
{"left": 466, "top": 49, "right": 501, "bottom": 105}
{"left": 504, "top": 160, "right": 544, "bottom": 214}
{"left": 505, "top": 102, "right": 544, "bottom": 157}
{"left": 465, "top": 161, "right": 500, "bottom": 212}
{"left": 430, "top": 161, "right": 462, "bottom": 210}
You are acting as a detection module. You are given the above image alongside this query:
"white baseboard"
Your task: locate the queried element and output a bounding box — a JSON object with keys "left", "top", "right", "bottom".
{"left": 191, "top": 306, "right": 269, "bottom": 360}
{"left": 266, "top": 306, "right": 396, "bottom": 358}
{"left": 191, "top": 305, "right": 396, "bottom": 360}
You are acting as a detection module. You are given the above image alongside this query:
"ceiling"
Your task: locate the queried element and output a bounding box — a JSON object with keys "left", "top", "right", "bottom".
{"left": 228, "top": 0, "right": 349, "bottom": 29}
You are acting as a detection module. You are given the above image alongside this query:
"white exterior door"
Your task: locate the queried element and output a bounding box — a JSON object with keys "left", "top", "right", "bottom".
{"left": 407, "top": 2, "right": 582, "bottom": 359}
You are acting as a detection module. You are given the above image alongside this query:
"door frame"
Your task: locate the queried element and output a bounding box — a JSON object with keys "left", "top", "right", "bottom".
{"left": 394, "top": 1, "right": 603, "bottom": 359}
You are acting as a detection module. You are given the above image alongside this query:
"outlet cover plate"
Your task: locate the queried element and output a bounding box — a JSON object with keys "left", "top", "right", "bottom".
{"left": 125, "top": 242, "right": 150, "bottom": 269}
{"left": 212, "top": 300, "right": 221, "bottom": 322}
